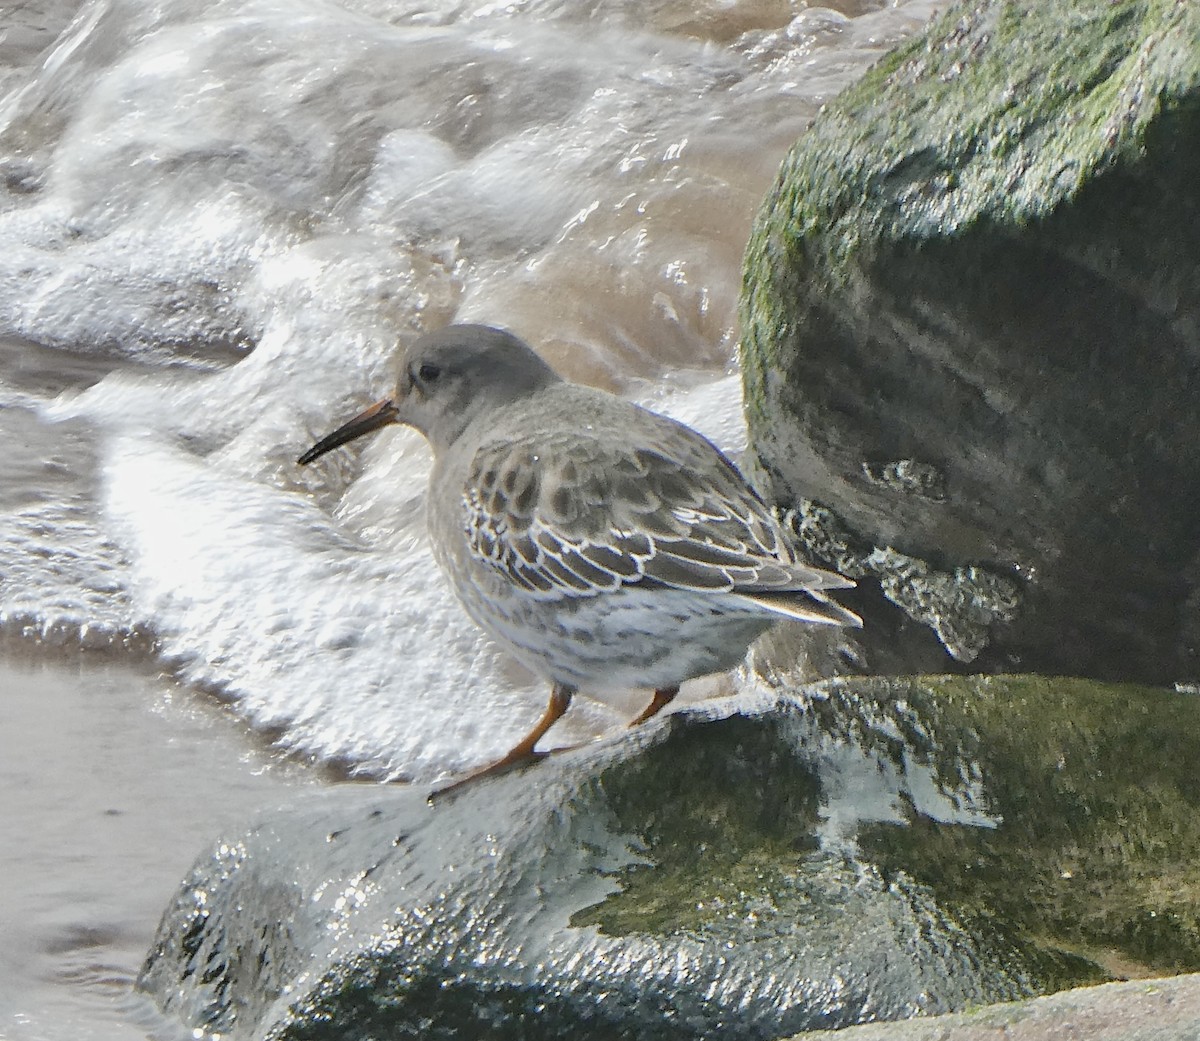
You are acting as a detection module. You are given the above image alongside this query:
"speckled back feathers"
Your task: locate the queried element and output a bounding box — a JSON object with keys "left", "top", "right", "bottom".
{"left": 421, "top": 349, "right": 859, "bottom": 630}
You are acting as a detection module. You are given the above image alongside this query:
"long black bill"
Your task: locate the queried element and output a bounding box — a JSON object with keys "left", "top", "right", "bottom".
{"left": 297, "top": 398, "right": 400, "bottom": 465}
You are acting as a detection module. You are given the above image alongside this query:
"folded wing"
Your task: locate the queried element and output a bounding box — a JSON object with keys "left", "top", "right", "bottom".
{"left": 462, "top": 419, "right": 859, "bottom": 627}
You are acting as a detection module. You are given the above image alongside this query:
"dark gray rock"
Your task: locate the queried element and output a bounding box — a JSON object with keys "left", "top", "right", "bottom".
{"left": 740, "top": 0, "right": 1200, "bottom": 683}
{"left": 138, "top": 675, "right": 1200, "bottom": 1039}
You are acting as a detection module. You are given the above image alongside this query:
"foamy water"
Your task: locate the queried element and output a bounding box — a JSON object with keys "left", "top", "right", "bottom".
{"left": 0, "top": 3, "right": 945, "bottom": 1036}
{"left": 1, "top": 0, "right": 940, "bottom": 784}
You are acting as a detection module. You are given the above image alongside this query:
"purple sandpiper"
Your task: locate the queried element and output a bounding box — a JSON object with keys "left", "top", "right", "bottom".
{"left": 299, "top": 324, "right": 859, "bottom": 787}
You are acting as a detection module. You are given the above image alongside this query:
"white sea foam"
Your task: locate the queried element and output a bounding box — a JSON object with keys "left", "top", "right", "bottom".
{"left": 0, "top": 0, "right": 942, "bottom": 777}
{"left": 102, "top": 430, "right": 546, "bottom": 780}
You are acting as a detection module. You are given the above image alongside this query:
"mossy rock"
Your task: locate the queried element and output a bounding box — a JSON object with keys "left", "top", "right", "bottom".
{"left": 805, "top": 675, "right": 1200, "bottom": 977}
{"left": 138, "top": 675, "right": 1200, "bottom": 1039}
{"left": 740, "top": 0, "right": 1200, "bottom": 682}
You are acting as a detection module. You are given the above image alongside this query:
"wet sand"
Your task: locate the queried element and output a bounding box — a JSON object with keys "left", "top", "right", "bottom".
{"left": 0, "top": 650, "right": 309, "bottom": 1041}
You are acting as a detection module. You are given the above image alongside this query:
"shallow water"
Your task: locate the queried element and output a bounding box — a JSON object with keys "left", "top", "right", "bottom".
{"left": 0, "top": 0, "right": 941, "bottom": 1035}
{"left": 0, "top": 0, "right": 941, "bottom": 781}
{"left": 0, "top": 653, "right": 307, "bottom": 1041}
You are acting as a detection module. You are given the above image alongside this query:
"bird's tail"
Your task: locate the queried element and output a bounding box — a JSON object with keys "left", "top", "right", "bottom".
{"left": 732, "top": 588, "right": 862, "bottom": 628}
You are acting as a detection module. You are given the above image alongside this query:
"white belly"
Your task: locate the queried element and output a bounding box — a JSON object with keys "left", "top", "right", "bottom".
{"left": 458, "top": 578, "right": 774, "bottom": 692}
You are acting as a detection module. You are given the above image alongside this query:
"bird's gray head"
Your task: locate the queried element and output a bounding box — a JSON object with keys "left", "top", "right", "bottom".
{"left": 297, "top": 324, "right": 561, "bottom": 464}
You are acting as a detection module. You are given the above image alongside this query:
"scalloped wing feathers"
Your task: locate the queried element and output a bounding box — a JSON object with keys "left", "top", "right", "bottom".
{"left": 461, "top": 421, "right": 858, "bottom": 627}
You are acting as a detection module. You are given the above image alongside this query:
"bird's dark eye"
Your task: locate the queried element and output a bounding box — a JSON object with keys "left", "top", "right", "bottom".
{"left": 412, "top": 362, "right": 442, "bottom": 385}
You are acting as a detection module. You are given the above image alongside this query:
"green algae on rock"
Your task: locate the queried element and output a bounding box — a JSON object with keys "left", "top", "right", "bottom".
{"left": 740, "top": 0, "right": 1200, "bottom": 682}
{"left": 138, "top": 676, "right": 1200, "bottom": 1038}
{"left": 578, "top": 674, "right": 1200, "bottom": 991}
{"left": 836, "top": 675, "right": 1200, "bottom": 978}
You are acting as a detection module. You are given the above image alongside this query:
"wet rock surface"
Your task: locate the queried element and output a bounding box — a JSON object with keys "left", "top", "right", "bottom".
{"left": 793, "top": 973, "right": 1200, "bottom": 1041}
{"left": 739, "top": 0, "right": 1200, "bottom": 683}
{"left": 133, "top": 5, "right": 1200, "bottom": 1038}
{"left": 139, "top": 675, "right": 1200, "bottom": 1039}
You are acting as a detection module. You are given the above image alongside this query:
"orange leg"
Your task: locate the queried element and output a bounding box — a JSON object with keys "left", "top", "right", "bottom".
{"left": 430, "top": 683, "right": 574, "bottom": 799}
{"left": 628, "top": 686, "right": 679, "bottom": 728}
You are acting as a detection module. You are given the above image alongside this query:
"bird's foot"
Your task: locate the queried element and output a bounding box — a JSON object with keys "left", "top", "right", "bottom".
{"left": 427, "top": 748, "right": 550, "bottom": 803}
{"left": 627, "top": 685, "right": 679, "bottom": 728}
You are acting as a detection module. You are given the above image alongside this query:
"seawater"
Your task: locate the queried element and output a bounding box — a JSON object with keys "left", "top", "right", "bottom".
{"left": 0, "top": 1, "right": 939, "bottom": 1037}
{"left": 0, "top": 0, "right": 940, "bottom": 780}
